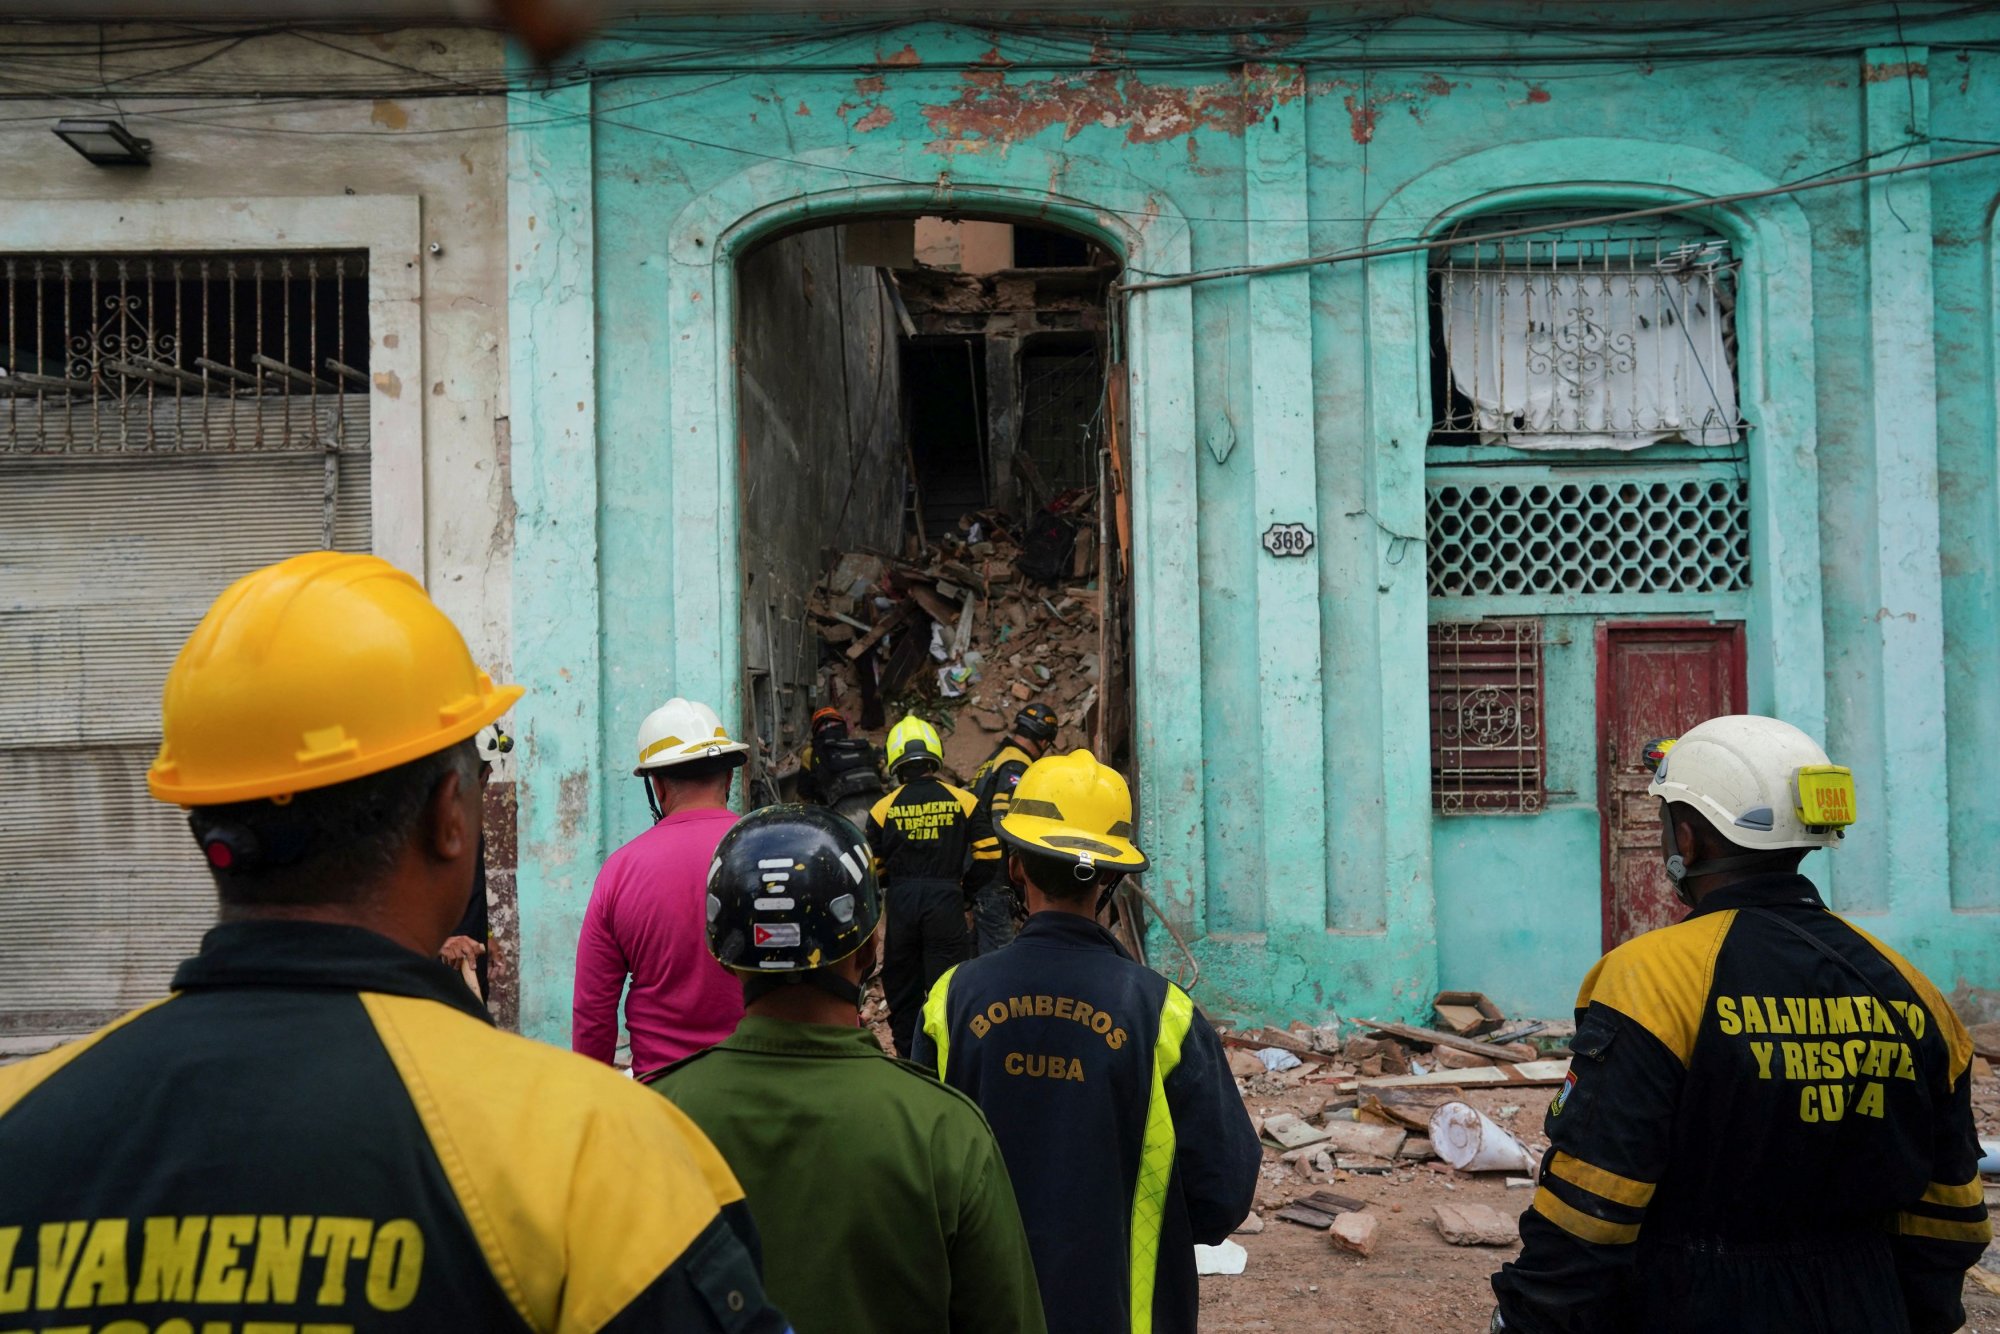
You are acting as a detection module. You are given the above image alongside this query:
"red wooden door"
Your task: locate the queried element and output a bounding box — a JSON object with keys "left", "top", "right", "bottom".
{"left": 1597, "top": 622, "right": 1747, "bottom": 950}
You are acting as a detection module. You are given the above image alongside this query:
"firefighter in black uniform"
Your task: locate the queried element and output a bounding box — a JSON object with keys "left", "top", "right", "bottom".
{"left": 0, "top": 552, "right": 787, "bottom": 1334}
{"left": 797, "top": 706, "right": 884, "bottom": 834}
{"left": 912, "top": 749, "right": 1260, "bottom": 1334}
{"left": 867, "top": 713, "right": 996, "bottom": 1056}
{"left": 963, "top": 702, "right": 1057, "bottom": 955}
{"left": 1492, "top": 714, "right": 1990, "bottom": 1334}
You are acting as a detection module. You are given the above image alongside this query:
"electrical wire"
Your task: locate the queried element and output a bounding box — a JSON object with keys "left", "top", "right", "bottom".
{"left": 1114, "top": 142, "right": 2000, "bottom": 294}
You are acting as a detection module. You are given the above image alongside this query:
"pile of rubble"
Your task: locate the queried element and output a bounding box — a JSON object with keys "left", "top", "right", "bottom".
{"left": 800, "top": 492, "right": 1105, "bottom": 779}
{"left": 1206, "top": 993, "right": 1574, "bottom": 1266}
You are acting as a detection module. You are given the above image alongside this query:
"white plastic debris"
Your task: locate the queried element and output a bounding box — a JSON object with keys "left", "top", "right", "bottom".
{"left": 1429, "top": 1101, "right": 1535, "bottom": 1173}
{"left": 1193, "top": 1240, "right": 1248, "bottom": 1276}
{"left": 1254, "top": 1047, "right": 1303, "bottom": 1073}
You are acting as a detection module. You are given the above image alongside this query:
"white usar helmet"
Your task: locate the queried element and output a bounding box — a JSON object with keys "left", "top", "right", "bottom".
{"left": 1646, "top": 714, "right": 1855, "bottom": 853}
{"left": 632, "top": 697, "right": 750, "bottom": 776}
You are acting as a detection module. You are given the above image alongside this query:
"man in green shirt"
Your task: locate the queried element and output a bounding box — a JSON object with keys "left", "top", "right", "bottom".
{"left": 648, "top": 804, "right": 1046, "bottom": 1334}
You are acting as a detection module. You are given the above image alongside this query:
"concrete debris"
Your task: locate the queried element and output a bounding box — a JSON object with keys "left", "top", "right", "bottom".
{"left": 1433, "top": 1045, "right": 1496, "bottom": 1070}
{"left": 1193, "top": 1240, "right": 1248, "bottom": 1275}
{"left": 1317, "top": 1120, "right": 1408, "bottom": 1160}
{"left": 1261, "top": 1113, "right": 1333, "bottom": 1150}
{"left": 1433, "top": 1202, "right": 1522, "bottom": 1246}
{"left": 1228, "top": 1047, "right": 1269, "bottom": 1079}
{"left": 797, "top": 495, "right": 1106, "bottom": 779}
{"left": 1233, "top": 1212, "right": 1265, "bottom": 1235}
{"left": 1329, "top": 1210, "right": 1380, "bottom": 1256}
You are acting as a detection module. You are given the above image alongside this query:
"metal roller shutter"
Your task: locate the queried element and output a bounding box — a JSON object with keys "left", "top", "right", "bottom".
{"left": 0, "top": 447, "right": 370, "bottom": 1035}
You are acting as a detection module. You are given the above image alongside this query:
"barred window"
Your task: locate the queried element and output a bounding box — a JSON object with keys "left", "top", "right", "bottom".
{"left": 0, "top": 250, "right": 369, "bottom": 454}
{"left": 1429, "top": 214, "right": 1742, "bottom": 450}
{"left": 1430, "top": 620, "right": 1544, "bottom": 814}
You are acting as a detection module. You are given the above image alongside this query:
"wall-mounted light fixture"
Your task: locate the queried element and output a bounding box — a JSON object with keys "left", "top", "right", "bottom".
{"left": 53, "top": 118, "right": 152, "bottom": 167}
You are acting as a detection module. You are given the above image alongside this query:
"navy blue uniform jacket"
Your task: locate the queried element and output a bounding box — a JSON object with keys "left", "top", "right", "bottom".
{"left": 911, "top": 913, "right": 1260, "bottom": 1334}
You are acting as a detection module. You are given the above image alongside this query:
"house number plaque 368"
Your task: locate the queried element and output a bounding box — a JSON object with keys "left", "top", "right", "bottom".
{"left": 1261, "top": 523, "right": 1316, "bottom": 558}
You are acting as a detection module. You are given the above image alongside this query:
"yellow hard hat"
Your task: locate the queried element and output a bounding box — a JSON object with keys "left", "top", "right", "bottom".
{"left": 886, "top": 714, "right": 943, "bottom": 773}
{"left": 998, "top": 749, "right": 1148, "bottom": 873}
{"left": 147, "top": 552, "right": 523, "bottom": 806}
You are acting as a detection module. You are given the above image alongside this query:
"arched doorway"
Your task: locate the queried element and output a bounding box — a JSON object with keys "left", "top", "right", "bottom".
{"left": 730, "top": 214, "right": 1134, "bottom": 808}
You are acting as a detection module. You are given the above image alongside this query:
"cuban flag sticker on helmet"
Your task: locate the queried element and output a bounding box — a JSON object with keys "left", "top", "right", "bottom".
{"left": 753, "top": 923, "right": 801, "bottom": 948}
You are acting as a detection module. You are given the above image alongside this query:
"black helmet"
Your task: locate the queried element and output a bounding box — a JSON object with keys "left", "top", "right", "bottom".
{"left": 1014, "top": 702, "right": 1059, "bottom": 744}
{"left": 706, "top": 805, "right": 880, "bottom": 973}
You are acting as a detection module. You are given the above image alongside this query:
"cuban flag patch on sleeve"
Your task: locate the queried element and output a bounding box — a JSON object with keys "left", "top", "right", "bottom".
{"left": 1549, "top": 1069, "right": 1577, "bottom": 1118}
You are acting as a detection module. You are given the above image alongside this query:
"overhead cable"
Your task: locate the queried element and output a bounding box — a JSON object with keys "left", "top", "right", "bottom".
{"left": 1114, "top": 143, "right": 2000, "bottom": 295}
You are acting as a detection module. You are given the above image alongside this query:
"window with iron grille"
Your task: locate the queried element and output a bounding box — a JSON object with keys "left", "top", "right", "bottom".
{"left": 1430, "top": 620, "right": 1545, "bottom": 814}
{"left": 0, "top": 250, "right": 369, "bottom": 455}
{"left": 1429, "top": 214, "right": 1743, "bottom": 450}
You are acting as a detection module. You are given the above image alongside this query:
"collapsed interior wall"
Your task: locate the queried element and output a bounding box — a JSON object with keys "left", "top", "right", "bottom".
{"left": 737, "top": 228, "right": 906, "bottom": 790}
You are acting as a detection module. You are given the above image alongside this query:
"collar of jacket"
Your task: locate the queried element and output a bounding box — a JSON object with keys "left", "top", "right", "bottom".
{"left": 171, "top": 919, "right": 492, "bottom": 1024}
{"left": 1018, "top": 910, "right": 1127, "bottom": 953}
{"left": 1686, "top": 872, "right": 1826, "bottom": 918}
{"left": 716, "top": 1013, "right": 885, "bottom": 1059}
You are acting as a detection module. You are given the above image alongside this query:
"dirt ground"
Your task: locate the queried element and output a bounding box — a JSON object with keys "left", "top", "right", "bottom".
{"left": 1200, "top": 1070, "right": 2000, "bottom": 1333}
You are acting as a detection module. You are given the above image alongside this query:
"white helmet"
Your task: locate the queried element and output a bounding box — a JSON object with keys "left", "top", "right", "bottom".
{"left": 633, "top": 697, "right": 750, "bottom": 776}
{"left": 1646, "top": 714, "right": 1855, "bottom": 852}
{"left": 475, "top": 724, "right": 513, "bottom": 764}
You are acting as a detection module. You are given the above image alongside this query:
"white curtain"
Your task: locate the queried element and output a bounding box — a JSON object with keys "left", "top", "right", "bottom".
{"left": 1442, "top": 268, "right": 1740, "bottom": 450}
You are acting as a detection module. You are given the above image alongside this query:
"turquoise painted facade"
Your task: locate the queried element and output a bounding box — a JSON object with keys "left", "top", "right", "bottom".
{"left": 506, "top": 8, "right": 2000, "bottom": 1041}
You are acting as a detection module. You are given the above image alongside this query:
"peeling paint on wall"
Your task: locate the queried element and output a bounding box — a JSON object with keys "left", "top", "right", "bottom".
{"left": 920, "top": 64, "right": 1309, "bottom": 151}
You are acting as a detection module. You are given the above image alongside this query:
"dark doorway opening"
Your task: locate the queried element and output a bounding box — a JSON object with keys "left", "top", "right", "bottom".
{"left": 903, "top": 339, "right": 988, "bottom": 543}
{"left": 732, "top": 213, "right": 1134, "bottom": 837}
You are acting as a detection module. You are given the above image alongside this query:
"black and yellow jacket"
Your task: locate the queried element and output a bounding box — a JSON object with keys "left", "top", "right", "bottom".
{"left": 963, "top": 744, "right": 1033, "bottom": 893}
{"left": 1493, "top": 875, "right": 1991, "bottom": 1334}
{"left": 0, "top": 920, "right": 788, "bottom": 1334}
{"left": 910, "top": 913, "right": 1260, "bottom": 1334}
{"left": 865, "top": 776, "right": 996, "bottom": 889}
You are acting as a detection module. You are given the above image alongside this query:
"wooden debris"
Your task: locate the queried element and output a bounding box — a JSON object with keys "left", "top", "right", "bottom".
{"left": 1275, "top": 1191, "right": 1367, "bottom": 1230}
{"left": 1355, "top": 1060, "right": 1570, "bottom": 1091}
{"left": 844, "top": 599, "right": 915, "bottom": 661}
{"left": 1363, "top": 1018, "right": 1539, "bottom": 1063}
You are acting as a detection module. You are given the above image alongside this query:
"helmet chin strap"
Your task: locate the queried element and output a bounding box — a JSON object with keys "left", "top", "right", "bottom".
{"left": 1664, "top": 851, "right": 1792, "bottom": 907}
{"left": 744, "top": 971, "right": 864, "bottom": 1008}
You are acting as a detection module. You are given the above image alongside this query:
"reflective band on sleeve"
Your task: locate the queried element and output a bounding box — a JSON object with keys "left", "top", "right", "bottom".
{"left": 1128, "top": 986, "right": 1195, "bottom": 1334}
{"left": 922, "top": 965, "right": 960, "bottom": 1080}
{"left": 1895, "top": 1211, "right": 1993, "bottom": 1244}
{"left": 1548, "top": 1152, "right": 1657, "bottom": 1208}
{"left": 1919, "top": 1177, "right": 1985, "bottom": 1208}
{"left": 1532, "top": 1187, "right": 1642, "bottom": 1245}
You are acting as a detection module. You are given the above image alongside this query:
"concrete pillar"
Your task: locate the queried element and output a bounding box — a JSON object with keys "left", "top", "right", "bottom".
{"left": 1243, "top": 66, "right": 1329, "bottom": 935}
{"left": 1860, "top": 46, "right": 1950, "bottom": 916}
{"left": 507, "top": 82, "right": 601, "bottom": 1042}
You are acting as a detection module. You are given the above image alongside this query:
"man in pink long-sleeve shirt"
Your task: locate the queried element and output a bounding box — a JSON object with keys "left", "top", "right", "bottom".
{"left": 573, "top": 696, "right": 750, "bottom": 1074}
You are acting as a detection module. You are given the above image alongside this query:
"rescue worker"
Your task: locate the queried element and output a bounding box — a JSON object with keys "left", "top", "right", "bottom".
{"left": 963, "top": 702, "right": 1058, "bottom": 954}
{"left": 438, "top": 721, "right": 511, "bottom": 1003}
{"left": 0, "top": 552, "right": 787, "bottom": 1332}
{"left": 912, "top": 750, "right": 1260, "bottom": 1334}
{"left": 574, "top": 696, "right": 750, "bottom": 1075}
{"left": 649, "top": 805, "right": 1048, "bottom": 1334}
{"left": 866, "top": 713, "right": 995, "bottom": 1056}
{"left": 796, "top": 705, "right": 884, "bottom": 834}
{"left": 1492, "top": 715, "right": 1990, "bottom": 1334}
